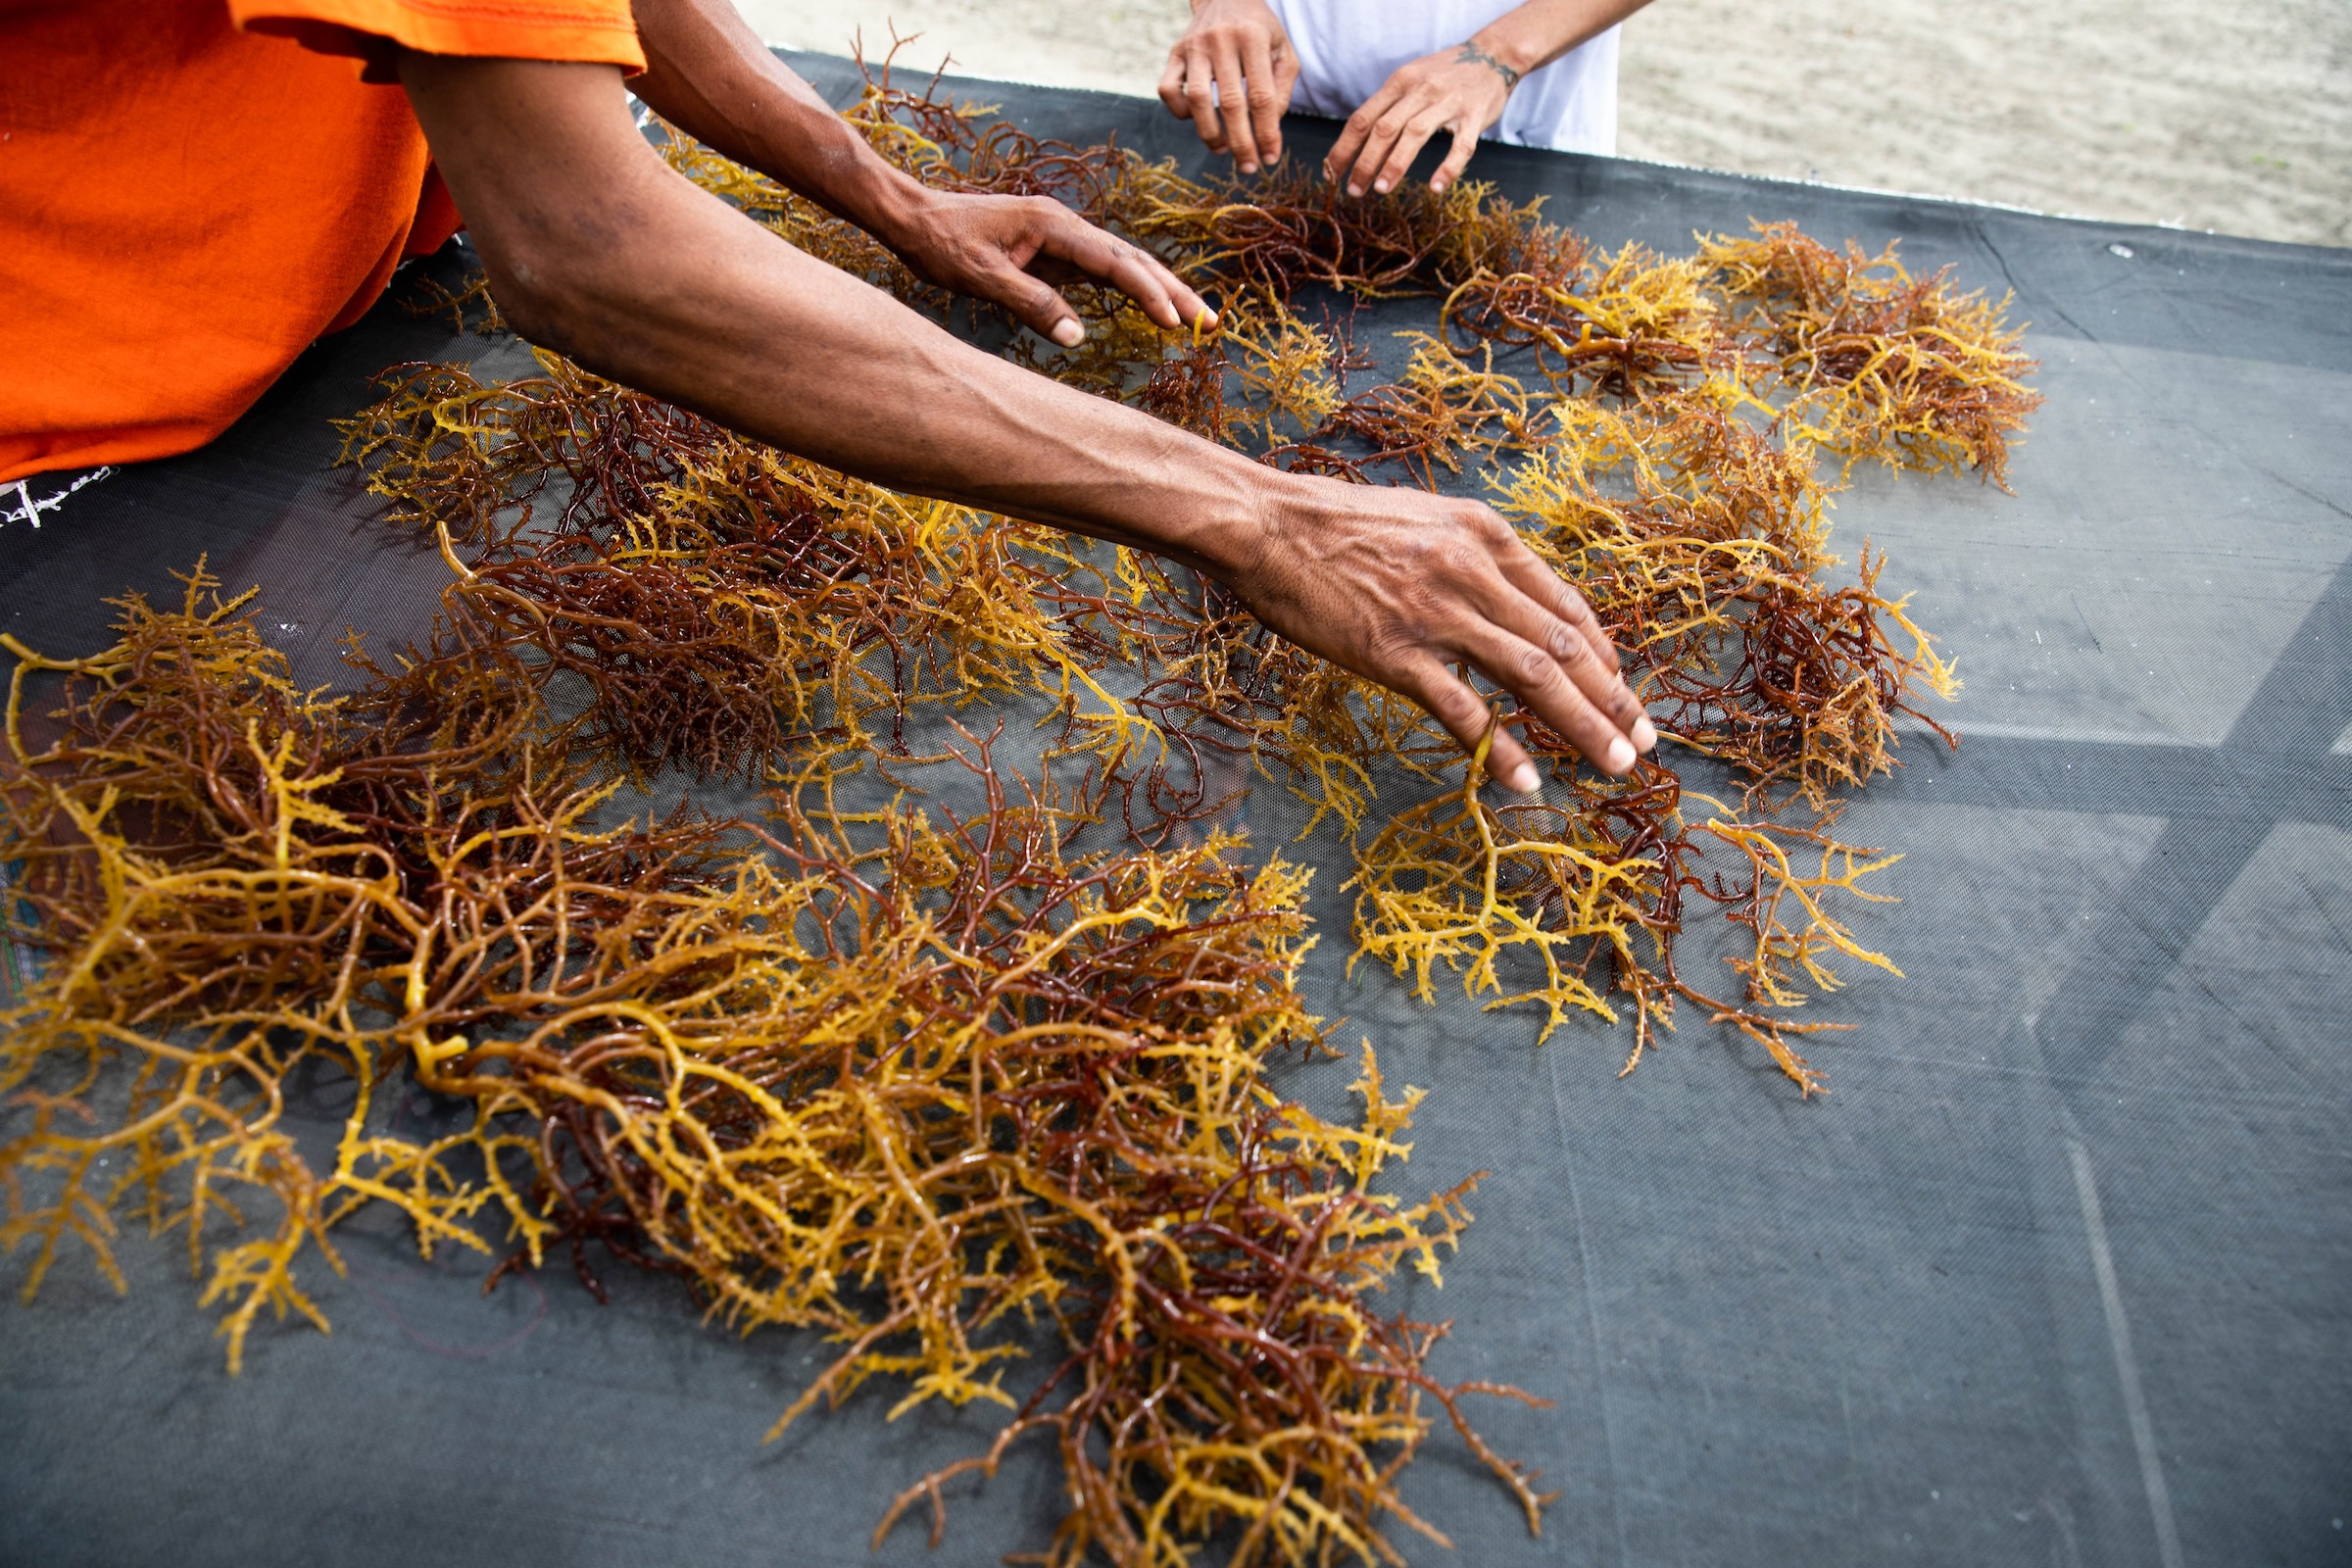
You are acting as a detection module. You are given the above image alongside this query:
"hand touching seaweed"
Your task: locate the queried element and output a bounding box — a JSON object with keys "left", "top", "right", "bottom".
{"left": 1217, "top": 478, "right": 1653, "bottom": 788}
{"left": 883, "top": 189, "right": 1214, "bottom": 347}
{"left": 1159, "top": 0, "right": 1300, "bottom": 174}
{"left": 627, "top": 0, "right": 1214, "bottom": 341}
{"left": 1325, "top": 42, "right": 1517, "bottom": 198}
{"left": 401, "top": 45, "right": 1656, "bottom": 783}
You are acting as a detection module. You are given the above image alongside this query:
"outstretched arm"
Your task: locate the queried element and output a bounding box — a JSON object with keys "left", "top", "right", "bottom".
{"left": 398, "top": 54, "right": 1655, "bottom": 787}
{"left": 1326, "top": 0, "right": 1653, "bottom": 196}
{"left": 627, "top": 0, "right": 1209, "bottom": 347}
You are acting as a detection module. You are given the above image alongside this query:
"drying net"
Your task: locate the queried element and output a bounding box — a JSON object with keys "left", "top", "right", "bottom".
{"left": 5, "top": 48, "right": 2345, "bottom": 1568}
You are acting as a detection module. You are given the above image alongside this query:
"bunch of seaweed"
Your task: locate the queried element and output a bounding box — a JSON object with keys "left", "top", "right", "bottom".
{"left": 0, "top": 571, "right": 1535, "bottom": 1565}
{"left": 2, "top": 74, "right": 2043, "bottom": 1568}
{"left": 336, "top": 350, "right": 1111, "bottom": 779}
{"left": 1699, "top": 220, "right": 2044, "bottom": 486}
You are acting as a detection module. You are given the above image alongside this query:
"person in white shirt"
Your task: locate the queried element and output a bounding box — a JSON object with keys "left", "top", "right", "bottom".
{"left": 1158, "top": 0, "right": 1652, "bottom": 196}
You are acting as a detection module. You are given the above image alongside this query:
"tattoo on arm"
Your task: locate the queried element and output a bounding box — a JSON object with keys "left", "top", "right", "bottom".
{"left": 1454, "top": 41, "right": 1522, "bottom": 90}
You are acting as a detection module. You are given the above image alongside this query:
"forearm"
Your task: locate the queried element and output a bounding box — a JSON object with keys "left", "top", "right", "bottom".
{"left": 626, "top": 0, "right": 935, "bottom": 254}
{"left": 405, "top": 56, "right": 1268, "bottom": 573}
{"left": 1470, "top": 0, "right": 1652, "bottom": 78}
{"left": 403, "top": 52, "right": 1656, "bottom": 787}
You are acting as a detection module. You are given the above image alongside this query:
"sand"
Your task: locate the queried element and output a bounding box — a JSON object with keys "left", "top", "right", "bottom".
{"left": 735, "top": 0, "right": 2351, "bottom": 248}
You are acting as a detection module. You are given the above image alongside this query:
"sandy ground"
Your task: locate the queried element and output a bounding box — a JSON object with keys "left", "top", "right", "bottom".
{"left": 737, "top": 0, "right": 2351, "bottom": 248}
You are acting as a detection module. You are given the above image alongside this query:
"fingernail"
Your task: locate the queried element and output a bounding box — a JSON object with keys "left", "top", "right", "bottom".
{"left": 1372, "top": 178, "right": 1392, "bottom": 194}
{"left": 1051, "top": 318, "right": 1084, "bottom": 348}
{"left": 1632, "top": 715, "right": 1657, "bottom": 752}
{"left": 1240, "top": 162, "right": 1257, "bottom": 174}
{"left": 1504, "top": 760, "right": 1541, "bottom": 794}
{"left": 1200, "top": 308, "right": 1220, "bottom": 328}
{"left": 1606, "top": 737, "right": 1636, "bottom": 774}
{"left": 1430, "top": 177, "right": 1447, "bottom": 194}
{"left": 1346, "top": 183, "right": 1364, "bottom": 198}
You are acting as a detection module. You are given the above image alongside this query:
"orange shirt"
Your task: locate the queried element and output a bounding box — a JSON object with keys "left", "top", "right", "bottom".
{"left": 0, "top": 0, "right": 643, "bottom": 485}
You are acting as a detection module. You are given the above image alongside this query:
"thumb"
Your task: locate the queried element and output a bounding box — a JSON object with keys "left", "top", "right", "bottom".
{"left": 1005, "top": 272, "right": 1084, "bottom": 347}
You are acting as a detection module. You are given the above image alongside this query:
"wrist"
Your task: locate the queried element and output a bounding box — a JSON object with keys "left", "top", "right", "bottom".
{"left": 859, "top": 171, "right": 947, "bottom": 262}
{"left": 748, "top": 101, "right": 940, "bottom": 254}
{"left": 1108, "top": 433, "right": 1285, "bottom": 583}
{"left": 1187, "top": 451, "right": 1298, "bottom": 585}
{"left": 1468, "top": 22, "right": 1543, "bottom": 83}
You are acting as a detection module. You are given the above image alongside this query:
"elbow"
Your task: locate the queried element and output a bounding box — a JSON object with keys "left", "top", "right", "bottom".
{"left": 477, "top": 246, "right": 594, "bottom": 361}
{"left": 467, "top": 195, "right": 663, "bottom": 369}
{"left": 467, "top": 202, "right": 741, "bottom": 415}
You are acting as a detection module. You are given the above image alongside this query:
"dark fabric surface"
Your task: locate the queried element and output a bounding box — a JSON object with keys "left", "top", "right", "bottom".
{"left": 3, "top": 59, "right": 2348, "bottom": 1568}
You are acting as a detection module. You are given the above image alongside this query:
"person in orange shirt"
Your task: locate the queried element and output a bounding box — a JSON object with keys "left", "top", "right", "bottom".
{"left": 0, "top": 0, "right": 1656, "bottom": 788}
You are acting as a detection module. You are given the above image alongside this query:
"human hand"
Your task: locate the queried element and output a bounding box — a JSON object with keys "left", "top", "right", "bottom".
{"left": 1157, "top": 0, "right": 1300, "bottom": 174}
{"left": 887, "top": 189, "right": 1215, "bottom": 346}
{"left": 1221, "top": 473, "right": 1655, "bottom": 788}
{"left": 1325, "top": 41, "right": 1519, "bottom": 198}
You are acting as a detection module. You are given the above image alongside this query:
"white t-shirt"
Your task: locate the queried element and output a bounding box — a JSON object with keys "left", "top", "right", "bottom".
{"left": 1264, "top": 0, "right": 1619, "bottom": 156}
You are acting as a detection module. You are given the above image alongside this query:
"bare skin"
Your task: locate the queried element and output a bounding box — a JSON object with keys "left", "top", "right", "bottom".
{"left": 630, "top": 0, "right": 1208, "bottom": 348}
{"left": 399, "top": 5, "right": 1655, "bottom": 790}
{"left": 1157, "top": 0, "right": 1302, "bottom": 174}
{"left": 1161, "top": 0, "right": 1654, "bottom": 194}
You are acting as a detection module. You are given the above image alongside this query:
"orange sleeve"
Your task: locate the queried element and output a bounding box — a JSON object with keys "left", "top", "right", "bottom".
{"left": 232, "top": 0, "right": 646, "bottom": 74}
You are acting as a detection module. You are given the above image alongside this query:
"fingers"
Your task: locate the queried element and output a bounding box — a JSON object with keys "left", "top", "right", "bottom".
{"left": 1396, "top": 658, "right": 1544, "bottom": 793}
{"left": 1034, "top": 208, "right": 1216, "bottom": 332}
{"left": 1400, "top": 508, "right": 1653, "bottom": 782}
{"left": 1324, "top": 55, "right": 1510, "bottom": 196}
{"left": 1332, "top": 92, "right": 1446, "bottom": 198}
{"left": 1156, "top": 45, "right": 1193, "bottom": 121}
{"left": 1163, "top": 7, "right": 1292, "bottom": 172}
{"left": 1211, "top": 42, "right": 1261, "bottom": 170}
{"left": 1363, "top": 110, "right": 1445, "bottom": 198}
{"left": 999, "top": 268, "right": 1085, "bottom": 348}
{"left": 1325, "top": 80, "right": 1402, "bottom": 195}
{"left": 1271, "top": 42, "right": 1302, "bottom": 138}
{"left": 1116, "top": 247, "right": 1214, "bottom": 332}
{"left": 1488, "top": 551, "right": 1655, "bottom": 760}
{"left": 1238, "top": 31, "right": 1285, "bottom": 172}
{"left": 1184, "top": 42, "right": 1225, "bottom": 151}
{"left": 1460, "top": 616, "right": 1638, "bottom": 782}
{"left": 1428, "top": 122, "right": 1481, "bottom": 196}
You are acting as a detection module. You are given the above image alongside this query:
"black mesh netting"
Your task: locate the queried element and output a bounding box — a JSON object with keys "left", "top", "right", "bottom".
{"left": 2, "top": 55, "right": 2347, "bottom": 1568}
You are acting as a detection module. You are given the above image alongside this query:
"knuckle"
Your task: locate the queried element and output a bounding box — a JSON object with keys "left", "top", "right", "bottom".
{"left": 1366, "top": 622, "right": 1421, "bottom": 665}
{"left": 1460, "top": 502, "right": 1512, "bottom": 546}
{"left": 1396, "top": 578, "right": 1445, "bottom": 625}
{"left": 1392, "top": 532, "right": 1438, "bottom": 572}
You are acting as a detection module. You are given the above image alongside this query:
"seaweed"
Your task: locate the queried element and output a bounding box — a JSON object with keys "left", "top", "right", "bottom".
{"left": 0, "top": 74, "right": 2043, "bottom": 1568}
